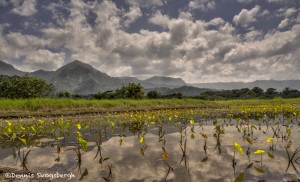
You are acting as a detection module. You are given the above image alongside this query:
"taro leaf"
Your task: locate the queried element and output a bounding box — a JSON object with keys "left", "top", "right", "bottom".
{"left": 246, "top": 137, "right": 253, "bottom": 145}
{"left": 140, "top": 136, "right": 144, "bottom": 144}
{"left": 286, "top": 127, "right": 291, "bottom": 136}
{"left": 11, "top": 133, "right": 17, "bottom": 140}
{"left": 201, "top": 156, "right": 208, "bottom": 162}
{"left": 191, "top": 133, "right": 195, "bottom": 139}
{"left": 58, "top": 119, "right": 63, "bottom": 127}
{"left": 103, "top": 157, "right": 109, "bottom": 162}
{"left": 6, "top": 121, "right": 12, "bottom": 127}
{"left": 38, "top": 119, "right": 44, "bottom": 125}
{"left": 77, "top": 123, "right": 81, "bottom": 130}
{"left": 254, "top": 166, "right": 265, "bottom": 174}
{"left": 85, "top": 123, "right": 90, "bottom": 130}
{"left": 190, "top": 119, "right": 195, "bottom": 125}
{"left": 251, "top": 124, "right": 257, "bottom": 130}
{"left": 78, "top": 138, "right": 88, "bottom": 151}
{"left": 79, "top": 168, "right": 88, "bottom": 181}
{"left": 267, "top": 152, "right": 274, "bottom": 159}
{"left": 77, "top": 131, "right": 82, "bottom": 138}
{"left": 65, "top": 122, "right": 71, "bottom": 130}
{"left": 30, "top": 126, "right": 36, "bottom": 133}
{"left": 286, "top": 140, "right": 292, "bottom": 148}
{"left": 246, "top": 163, "right": 253, "bottom": 169}
{"left": 234, "top": 142, "right": 244, "bottom": 155}
{"left": 201, "top": 133, "right": 208, "bottom": 139}
{"left": 266, "top": 138, "right": 274, "bottom": 143}
{"left": 234, "top": 172, "right": 244, "bottom": 182}
{"left": 140, "top": 148, "right": 144, "bottom": 156}
{"left": 162, "top": 151, "right": 169, "bottom": 160}
{"left": 254, "top": 149, "right": 265, "bottom": 154}
{"left": 19, "top": 138, "right": 26, "bottom": 145}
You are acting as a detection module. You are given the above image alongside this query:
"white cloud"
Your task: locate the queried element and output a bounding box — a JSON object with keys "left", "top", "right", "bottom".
{"left": 123, "top": 6, "right": 142, "bottom": 27}
{"left": 11, "top": 0, "right": 37, "bottom": 16}
{"left": 284, "top": 8, "right": 297, "bottom": 17}
{"left": 237, "top": 0, "right": 253, "bottom": 3}
{"left": 205, "top": 18, "right": 226, "bottom": 27}
{"left": 23, "top": 49, "right": 65, "bottom": 71}
{"left": 278, "top": 18, "right": 289, "bottom": 29}
{"left": 244, "top": 30, "right": 263, "bottom": 41}
{"left": 1, "top": 0, "right": 300, "bottom": 83}
{"left": 149, "top": 11, "right": 170, "bottom": 28}
{"left": 188, "top": 0, "right": 215, "bottom": 11}
{"left": 233, "top": 6, "right": 260, "bottom": 27}
{"left": 125, "top": 0, "right": 164, "bottom": 8}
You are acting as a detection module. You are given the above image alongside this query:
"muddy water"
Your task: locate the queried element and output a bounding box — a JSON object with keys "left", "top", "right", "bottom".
{"left": 0, "top": 120, "right": 300, "bottom": 182}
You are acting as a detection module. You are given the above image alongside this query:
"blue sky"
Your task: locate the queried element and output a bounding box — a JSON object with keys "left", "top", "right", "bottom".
{"left": 0, "top": 0, "right": 300, "bottom": 83}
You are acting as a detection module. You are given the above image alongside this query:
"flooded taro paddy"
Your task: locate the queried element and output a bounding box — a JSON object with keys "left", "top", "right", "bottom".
{"left": 0, "top": 106, "right": 300, "bottom": 182}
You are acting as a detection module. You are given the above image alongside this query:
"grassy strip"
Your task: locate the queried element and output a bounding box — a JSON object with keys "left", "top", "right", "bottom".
{"left": 0, "top": 98, "right": 300, "bottom": 118}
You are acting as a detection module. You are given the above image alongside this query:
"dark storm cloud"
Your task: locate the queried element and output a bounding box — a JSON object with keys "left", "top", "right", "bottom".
{"left": 0, "top": 0, "right": 300, "bottom": 82}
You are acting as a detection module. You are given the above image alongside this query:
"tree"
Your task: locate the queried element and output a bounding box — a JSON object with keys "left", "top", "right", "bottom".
{"left": 94, "top": 91, "right": 115, "bottom": 99}
{"left": 147, "top": 90, "right": 161, "bottom": 99}
{"left": 58, "top": 91, "right": 72, "bottom": 98}
{"left": 115, "top": 83, "right": 145, "bottom": 99}
{"left": 252, "top": 87, "right": 264, "bottom": 97}
{"left": 0, "top": 75, "right": 54, "bottom": 98}
{"left": 281, "top": 87, "right": 300, "bottom": 98}
{"left": 265, "top": 88, "right": 278, "bottom": 99}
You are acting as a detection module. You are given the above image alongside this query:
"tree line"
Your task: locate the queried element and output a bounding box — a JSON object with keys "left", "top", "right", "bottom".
{"left": 196, "top": 87, "right": 300, "bottom": 100}
{"left": 0, "top": 75, "right": 54, "bottom": 99}
{"left": 1, "top": 75, "right": 300, "bottom": 100}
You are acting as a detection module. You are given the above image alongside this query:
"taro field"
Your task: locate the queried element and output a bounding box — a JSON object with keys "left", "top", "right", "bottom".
{"left": 0, "top": 104, "right": 300, "bottom": 181}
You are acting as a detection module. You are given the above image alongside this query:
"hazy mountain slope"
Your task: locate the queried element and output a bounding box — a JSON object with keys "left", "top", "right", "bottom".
{"left": 146, "top": 86, "right": 211, "bottom": 96}
{"left": 191, "top": 80, "right": 300, "bottom": 91}
{"left": 29, "top": 69, "right": 55, "bottom": 81}
{"left": 1, "top": 60, "right": 300, "bottom": 94}
{"left": 0, "top": 60, "right": 25, "bottom": 76}
{"left": 144, "top": 76, "right": 186, "bottom": 86}
{"left": 165, "top": 86, "right": 210, "bottom": 96}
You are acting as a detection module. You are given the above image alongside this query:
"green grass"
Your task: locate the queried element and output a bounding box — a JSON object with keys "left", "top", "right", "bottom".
{"left": 0, "top": 98, "right": 300, "bottom": 117}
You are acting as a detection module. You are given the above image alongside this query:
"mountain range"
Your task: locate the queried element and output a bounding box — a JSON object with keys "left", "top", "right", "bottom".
{"left": 1, "top": 60, "right": 300, "bottom": 95}
{"left": 0, "top": 60, "right": 191, "bottom": 95}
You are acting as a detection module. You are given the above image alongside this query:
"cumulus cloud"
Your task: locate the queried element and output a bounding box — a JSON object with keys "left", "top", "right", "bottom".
{"left": 1, "top": 0, "right": 300, "bottom": 82}
{"left": 11, "top": 0, "right": 37, "bottom": 16}
{"left": 188, "top": 0, "right": 216, "bottom": 11}
{"left": 123, "top": 6, "right": 142, "bottom": 27}
{"left": 233, "top": 6, "right": 260, "bottom": 27}
{"left": 237, "top": 0, "right": 253, "bottom": 3}
{"left": 125, "top": 0, "right": 164, "bottom": 8}
{"left": 278, "top": 18, "right": 289, "bottom": 29}
{"left": 149, "top": 11, "right": 170, "bottom": 28}
{"left": 23, "top": 49, "right": 65, "bottom": 71}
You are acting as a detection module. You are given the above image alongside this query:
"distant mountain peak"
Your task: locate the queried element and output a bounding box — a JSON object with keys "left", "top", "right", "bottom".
{"left": 64, "top": 60, "right": 92, "bottom": 68}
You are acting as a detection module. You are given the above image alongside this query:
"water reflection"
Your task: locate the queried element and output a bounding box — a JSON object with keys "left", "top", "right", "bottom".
{"left": 0, "top": 117, "right": 299, "bottom": 181}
